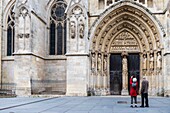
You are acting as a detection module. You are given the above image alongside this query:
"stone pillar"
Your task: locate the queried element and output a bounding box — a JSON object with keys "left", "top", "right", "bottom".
{"left": 153, "top": 51, "right": 157, "bottom": 95}
{"left": 103, "top": 54, "right": 107, "bottom": 89}
{"left": 66, "top": 54, "right": 88, "bottom": 96}
{"left": 164, "top": 53, "right": 170, "bottom": 97}
{"left": 146, "top": 52, "right": 151, "bottom": 95}
{"left": 107, "top": 54, "right": 111, "bottom": 90}
{"left": 121, "top": 52, "right": 128, "bottom": 95}
{"left": 14, "top": 54, "right": 32, "bottom": 96}
{"left": 97, "top": 53, "right": 102, "bottom": 88}
{"left": 140, "top": 53, "right": 143, "bottom": 91}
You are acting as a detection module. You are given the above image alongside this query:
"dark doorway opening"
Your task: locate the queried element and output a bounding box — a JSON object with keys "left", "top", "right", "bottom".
{"left": 127, "top": 53, "right": 140, "bottom": 94}
{"left": 110, "top": 54, "right": 122, "bottom": 95}
{"left": 110, "top": 53, "right": 140, "bottom": 95}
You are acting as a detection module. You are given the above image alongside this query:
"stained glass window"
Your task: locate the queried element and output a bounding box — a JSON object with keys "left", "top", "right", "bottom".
{"left": 49, "top": 1, "right": 67, "bottom": 55}
{"left": 7, "top": 6, "right": 15, "bottom": 56}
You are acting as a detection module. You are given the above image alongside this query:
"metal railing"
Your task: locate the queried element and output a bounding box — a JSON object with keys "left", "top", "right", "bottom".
{"left": 0, "top": 83, "right": 16, "bottom": 97}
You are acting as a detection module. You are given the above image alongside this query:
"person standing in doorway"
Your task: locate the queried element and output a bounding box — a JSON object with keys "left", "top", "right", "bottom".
{"left": 140, "top": 76, "right": 149, "bottom": 107}
{"left": 130, "top": 75, "right": 138, "bottom": 108}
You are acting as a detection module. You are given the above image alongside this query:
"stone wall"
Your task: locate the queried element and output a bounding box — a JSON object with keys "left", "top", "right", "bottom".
{"left": 66, "top": 55, "right": 89, "bottom": 96}
{"left": 44, "top": 57, "right": 67, "bottom": 94}
{"left": 31, "top": 13, "right": 46, "bottom": 56}
{"left": 1, "top": 60, "right": 14, "bottom": 84}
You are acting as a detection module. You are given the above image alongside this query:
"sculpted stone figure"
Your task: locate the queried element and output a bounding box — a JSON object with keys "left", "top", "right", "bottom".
{"left": 70, "top": 21, "right": 76, "bottom": 38}
{"left": 97, "top": 54, "right": 101, "bottom": 71}
{"left": 122, "top": 55, "right": 128, "bottom": 72}
{"left": 122, "top": 55, "right": 128, "bottom": 90}
{"left": 79, "top": 18, "right": 84, "bottom": 38}
{"left": 143, "top": 54, "right": 147, "bottom": 70}
{"left": 149, "top": 54, "right": 154, "bottom": 70}
{"left": 91, "top": 53, "right": 95, "bottom": 69}
{"left": 103, "top": 55, "right": 107, "bottom": 72}
{"left": 157, "top": 52, "right": 162, "bottom": 69}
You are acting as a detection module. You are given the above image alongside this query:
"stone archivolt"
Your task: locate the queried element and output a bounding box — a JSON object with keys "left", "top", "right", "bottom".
{"left": 89, "top": 4, "right": 163, "bottom": 91}
{"left": 92, "top": 8, "right": 161, "bottom": 53}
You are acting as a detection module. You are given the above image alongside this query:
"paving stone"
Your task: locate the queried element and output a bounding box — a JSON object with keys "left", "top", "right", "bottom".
{"left": 0, "top": 96, "right": 170, "bottom": 113}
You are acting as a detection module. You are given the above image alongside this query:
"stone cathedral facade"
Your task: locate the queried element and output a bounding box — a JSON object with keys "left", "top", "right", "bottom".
{"left": 0, "top": 0, "right": 170, "bottom": 97}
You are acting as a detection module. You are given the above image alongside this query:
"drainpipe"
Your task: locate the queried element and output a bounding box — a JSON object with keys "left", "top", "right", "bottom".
{"left": 0, "top": 0, "right": 3, "bottom": 89}
{"left": 0, "top": 0, "right": 2, "bottom": 89}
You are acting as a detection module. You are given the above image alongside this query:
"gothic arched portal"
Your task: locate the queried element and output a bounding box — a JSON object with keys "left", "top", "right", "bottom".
{"left": 89, "top": 1, "right": 165, "bottom": 96}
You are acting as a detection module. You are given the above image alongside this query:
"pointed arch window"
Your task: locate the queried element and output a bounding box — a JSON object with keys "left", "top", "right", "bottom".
{"left": 49, "top": 1, "right": 67, "bottom": 55}
{"left": 7, "top": 6, "right": 15, "bottom": 56}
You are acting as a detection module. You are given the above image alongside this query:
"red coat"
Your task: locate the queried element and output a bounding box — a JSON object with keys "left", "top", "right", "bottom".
{"left": 130, "top": 78, "right": 138, "bottom": 96}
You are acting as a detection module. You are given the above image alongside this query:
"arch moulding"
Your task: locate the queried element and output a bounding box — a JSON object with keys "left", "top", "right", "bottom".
{"left": 88, "top": 1, "right": 165, "bottom": 95}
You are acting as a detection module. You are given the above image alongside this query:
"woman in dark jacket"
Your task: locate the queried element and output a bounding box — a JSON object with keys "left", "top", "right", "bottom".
{"left": 130, "top": 75, "right": 138, "bottom": 108}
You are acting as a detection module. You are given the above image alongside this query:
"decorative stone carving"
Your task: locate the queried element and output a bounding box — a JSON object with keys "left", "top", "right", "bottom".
{"left": 103, "top": 55, "right": 107, "bottom": 72}
{"left": 149, "top": 43, "right": 153, "bottom": 50}
{"left": 78, "top": 16, "right": 85, "bottom": 38}
{"left": 97, "top": 53, "right": 102, "bottom": 72}
{"left": 157, "top": 52, "right": 162, "bottom": 69}
{"left": 107, "top": 0, "right": 112, "bottom": 6}
{"left": 18, "top": 7, "right": 29, "bottom": 35}
{"left": 111, "top": 31, "right": 139, "bottom": 52}
{"left": 73, "top": 0, "right": 81, "bottom": 3}
{"left": 18, "top": 6, "right": 30, "bottom": 52}
{"left": 143, "top": 54, "right": 147, "bottom": 70}
{"left": 69, "top": 6, "right": 85, "bottom": 39}
{"left": 70, "top": 20, "right": 76, "bottom": 39}
{"left": 149, "top": 53, "right": 154, "bottom": 70}
{"left": 91, "top": 53, "right": 96, "bottom": 70}
{"left": 122, "top": 52, "right": 128, "bottom": 91}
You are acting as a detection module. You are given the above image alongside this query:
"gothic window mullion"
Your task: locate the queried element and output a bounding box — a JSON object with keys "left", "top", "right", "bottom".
{"left": 50, "top": 20, "right": 56, "bottom": 55}
{"left": 11, "top": 27, "right": 14, "bottom": 55}
{"left": 57, "top": 23, "right": 63, "bottom": 55}
{"left": 62, "top": 23, "right": 64, "bottom": 55}
{"left": 64, "top": 22, "right": 66, "bottom": 54}
{"left": 55, "top": 23, "right": 58, "bottom": 55}
{"left": 7, "top": 6, "right": 15, "bottom": 56}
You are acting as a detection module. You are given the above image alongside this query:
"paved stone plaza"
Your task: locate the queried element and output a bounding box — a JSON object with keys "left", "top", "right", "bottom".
{"left": 0, "top": 96, "right": 170, "bottom": 113}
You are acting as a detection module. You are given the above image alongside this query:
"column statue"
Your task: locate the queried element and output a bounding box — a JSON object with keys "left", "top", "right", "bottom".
{"left": 157, "top": 52, "right": 162, "bottom": 69}
{"left": 122, "top": 55, "right": 128, "bottom": 89}
{"left": 121, "top": 52, "right": 129, "bottom": 95}
{"left": 97, "top": 54, "right": 101, "bottom": 72}
{"left": 79, "top": 18, "right": 84, "bottom": 38}
{"left": 149, "top": 54, "right": 154, "bottom": 70}
{"left": 143, "top": 54, "right": 147, "bottom": 70}
{"left": 103, "top": 55, "right": 107, "bottom": 72}
{"left": 91, "top": 53, "right": 95, "bottom": 71}
{"left": 70, "top": 21, "right": 76, "bottom": 39}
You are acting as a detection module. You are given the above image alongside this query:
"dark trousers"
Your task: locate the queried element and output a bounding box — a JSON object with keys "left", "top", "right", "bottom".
{"left": 131, "top": 96, "right": 137, "bottom": 104}
{"left": 141, "top": 93, "right": 149, "bottom": 106}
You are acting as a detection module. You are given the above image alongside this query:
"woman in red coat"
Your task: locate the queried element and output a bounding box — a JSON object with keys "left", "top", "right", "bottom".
{"left": 130, "top": 75, "right": 138, "bottom": 108}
